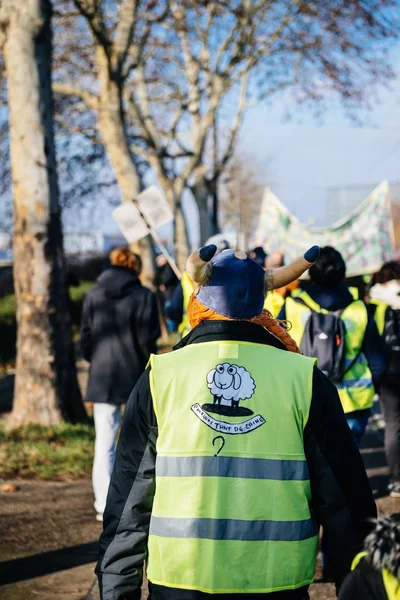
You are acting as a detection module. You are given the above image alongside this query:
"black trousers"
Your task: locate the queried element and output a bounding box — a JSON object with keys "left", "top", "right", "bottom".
{"left": 380, "top": 373, "right": 400, "bottom": 483}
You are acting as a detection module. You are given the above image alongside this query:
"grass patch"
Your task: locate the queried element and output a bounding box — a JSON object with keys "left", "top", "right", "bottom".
{"left": 0, "top": 281, "right": 94, "bottom": 369}
{"left": 0, "top": 422, "right": 95, "bottom": 481}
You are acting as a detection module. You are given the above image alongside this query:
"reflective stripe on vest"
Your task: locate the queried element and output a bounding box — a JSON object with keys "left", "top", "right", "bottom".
{"left": 178, "top": 271, "right": 194, "bottom": 338}
{"left": 285, "top": 291, "right": 375, "bottom": 414}
{"left": 370, "top": 299, "right": 388, "bottom": 336}
{"left": 352, "top": 552, "right": 400, "bottom": 600}
{"left": 147, "top": 341, "right": 318, "bottom": 594}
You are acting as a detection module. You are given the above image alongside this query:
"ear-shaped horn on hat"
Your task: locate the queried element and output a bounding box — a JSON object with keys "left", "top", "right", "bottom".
{"left": 186, "top": 244, "right": 217, "bottom": 285}
{"left": 264, "top": 245, "right": 320, "bottom": 292}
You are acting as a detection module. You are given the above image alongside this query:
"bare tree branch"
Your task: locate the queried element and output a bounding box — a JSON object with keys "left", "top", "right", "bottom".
{"left": 52, "top": 81, "right": 99, "bottom": 109}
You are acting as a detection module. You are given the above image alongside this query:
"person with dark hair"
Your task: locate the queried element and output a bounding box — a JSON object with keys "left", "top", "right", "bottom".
{"left": 280, "top": 246, "right": 387, "bottom": 446}
{"left": 80, "top": 247, "right": 160, "bottom": 521}
{"left": 370, "top": 261, "right": 400, "bottom": 497}
{"left": 96, "top": 244, "right": 377, "bottom": 600}
{"left": 339, "top": 514, "right": 400, "bottom": 600}
{"left": 247, "top": 246, "right": 267, "bottom": 267}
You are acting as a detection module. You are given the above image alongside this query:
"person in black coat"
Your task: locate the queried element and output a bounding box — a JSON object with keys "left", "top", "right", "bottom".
{"left": 80, "top": 247, "right": 160, "bottom": 521}
{"left": 370, "top": 261, "right": 400, "bottom": 497}
{"left": 339, "top": 514, "right": 400, "bottom": 600}
{"left": 96, "top": 245, "right": 377, "bottom": 600}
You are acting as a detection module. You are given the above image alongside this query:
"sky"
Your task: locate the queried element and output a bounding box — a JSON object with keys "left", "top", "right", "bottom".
{"left": 75, "top": 50, "right": 400, "bottom": 249}
{"left": 240, "top": 53, "right": 400, "bottom": 229}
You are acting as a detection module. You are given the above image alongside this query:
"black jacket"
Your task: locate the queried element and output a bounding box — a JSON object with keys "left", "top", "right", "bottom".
{"left": 338, "top": 513, "right": 400, "bottom": 600}
{"left": 338, "top": 557, "right": 388, "bottom": 600}
{"left": 279, "top": 283, "right": 388, "bottom": 392}
{"left": 164, "top": 281, "right": 184, "bottom": 323}
{"left": 80, "top": 266, "right": 160, "bottom": 405}
{"left": 97, "top": 320, "right": 377, "bottom": 600}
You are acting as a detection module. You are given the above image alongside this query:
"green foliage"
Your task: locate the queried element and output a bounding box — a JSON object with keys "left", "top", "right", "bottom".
{"left": 0, "top": 281, "right": 94, "bottom": 368}
{"left": 0, "top": 294, "right": 17, "bottom": 321}
{"left": 69, "top": 281, "right": 94, "bottom": 303}
{"left": 0, "top": 421, "right": 95, "bottom": 480}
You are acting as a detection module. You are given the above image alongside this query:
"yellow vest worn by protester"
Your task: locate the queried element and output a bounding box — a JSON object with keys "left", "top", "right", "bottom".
{"left": 178, "top": 271, "right": 194, "bottom": 338}
{"left": 369, "top": 299, "right": 388, "bottom": 336}
{"left": 147, "top": 341, "right": 319, "bottom": 594}
{"left": 285, "top": 291, "right": 375, "bottom": 414}
{"left": 352, "top": 552, "right": 400, "bottom": 600}
{"left": 264, "top": 290, "right": 285, "bottom": 319}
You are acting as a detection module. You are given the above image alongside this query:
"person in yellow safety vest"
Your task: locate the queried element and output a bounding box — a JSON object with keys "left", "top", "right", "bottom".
{"left": 178, "top": 270, "right": 194, "bottom": 337}
{"left": 369, "top": 261, "right": 400, "bottom": 498}
{"left": 338, "top": 514, "right": 400, "bottom": 600}
{"left": 165, "top": 238, "right": 230, "bottom": 338}
{"left": 97, "top": 243, "right": 377, "bottom": 600}
{"left": 280, "top": 246, "right": 388, "bottom": 447}
{"left": 263, "top": 252, "right": 300, "bottom": 318}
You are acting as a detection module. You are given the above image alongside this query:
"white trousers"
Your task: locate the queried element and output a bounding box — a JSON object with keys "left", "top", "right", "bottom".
{"left": 93, "top": 403, "right": 121, "bottom": 515}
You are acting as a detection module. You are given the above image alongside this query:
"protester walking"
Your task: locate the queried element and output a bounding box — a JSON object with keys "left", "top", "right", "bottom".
{"left": 80, "top": 247, "right": 160, "bottom": 521}
{"left": 97, "top": 244, "right": 376, "bottom": 600}
{"left": 339, "top": 514, "right": 400, "bottom": 600}
{"left": 370, "top": 261, "right": 400, "bottom": 497}
{"left": 281, "top": 246, "right": 387, "bottom": 446}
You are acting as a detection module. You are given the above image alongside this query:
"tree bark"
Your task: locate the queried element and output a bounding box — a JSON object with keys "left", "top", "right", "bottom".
{"left": 96, "top": 46, "right": 156, "bottom": 287}
{"left": 174, "top": 202, "right": 190, "bottom": 271}
{"left": 191, "top": 180, "right": 213, "bottom": 245}
{"left": 3, "top": 0, "right": 85, "bottom": 425}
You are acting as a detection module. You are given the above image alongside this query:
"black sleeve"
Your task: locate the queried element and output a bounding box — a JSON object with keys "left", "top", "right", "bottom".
{"left": 337, "top": 569, "right": 372, "bottom": 600}
{"left": 96, "top": 368, "right": 157, "bottom": 600}
{"left": 304, "top": 367, "right": 377, "bottom": 589}
{"left": 80, "top": 293, "right": 93, "bottom": 362}
{"left": 338, "top": 558, "right": 385, "bottom": 600}
{"left": 362, "top": 313, "right": 388, "bottom": 391}
{"left": 135, "top": 291, "right": 161, "bottom": 357}
{"left": 165, "top": 282, "right": 184, "bottom": 323}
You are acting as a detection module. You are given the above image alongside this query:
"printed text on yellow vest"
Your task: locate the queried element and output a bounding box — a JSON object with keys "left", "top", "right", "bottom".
{"left": 147, "top": 341, "right": 318, "bottom": 593}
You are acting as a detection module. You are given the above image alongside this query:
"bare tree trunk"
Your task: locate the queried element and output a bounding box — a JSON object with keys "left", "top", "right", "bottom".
{"left": 96, "top": 47, "right": 156, "bottom": 287}
{"left": 96, "top": 48, "right": 140, "bottom": 204}
{"left": 3, "top": 0, "right": 85, "bottom": 425}
{"left": 174, "top": 202, "right": 190, "bottom": 271}
{"left": 153, "top": 176, "right": 190, "bottom": 270}
{"left": 191, "top": 180, "right": 213, "bottom": 245}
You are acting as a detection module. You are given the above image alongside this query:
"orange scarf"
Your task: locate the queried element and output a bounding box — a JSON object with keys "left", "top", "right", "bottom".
{"left": 188, "top": 295, "right": 300, "bottom": 354}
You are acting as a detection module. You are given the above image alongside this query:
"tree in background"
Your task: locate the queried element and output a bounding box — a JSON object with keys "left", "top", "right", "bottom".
{"left": 220, "top": 151, "right": 266, "bottom": 251}
{"left": 0, "top": 0, "right": 86, "bottom": 425}
{"left": 50, "top": 0, "right": 399, "bottom": 257}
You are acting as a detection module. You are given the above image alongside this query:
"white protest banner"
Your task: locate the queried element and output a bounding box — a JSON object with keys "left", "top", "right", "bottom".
{"left": 113, "top": 186, "right": 173, "bottom": 244}
{"left": 254, "top": 181, "right": 395, "bottom": 276}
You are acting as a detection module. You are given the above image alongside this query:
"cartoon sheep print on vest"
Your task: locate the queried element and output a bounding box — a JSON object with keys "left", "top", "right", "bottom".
{"left": 205, "top": 363, "right": 255, "bottom": 416}
{"left": 191, "top": 362, "right": 265, "bottom": 435}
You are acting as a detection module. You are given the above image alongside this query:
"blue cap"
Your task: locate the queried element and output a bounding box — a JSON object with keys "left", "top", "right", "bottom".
{"left": 196, "top": 250, "right": 265, "bottom": 319}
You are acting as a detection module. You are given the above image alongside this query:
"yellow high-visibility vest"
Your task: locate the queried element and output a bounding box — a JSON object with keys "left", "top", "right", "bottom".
{"left": 178, "top": 271, "right": 194, "bottom": 338}
{"left": 264, "top": 290, "right": 285, "bottom": 318}
{"left": 147, "top": 341, "right": 318, "bottom": 593}
{"left": 352, "top": 552, "right": 400, "bottom": 600}
{"left": 285, "top": 291, "right": 375, "bottom": 414}
{"left": 369, "top": 299, "right": 387, "bottom": 336}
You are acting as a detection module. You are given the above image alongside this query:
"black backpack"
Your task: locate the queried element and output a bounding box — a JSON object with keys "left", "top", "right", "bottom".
{"left": 299, "top": 304, "right": 348, "bottom": 383}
